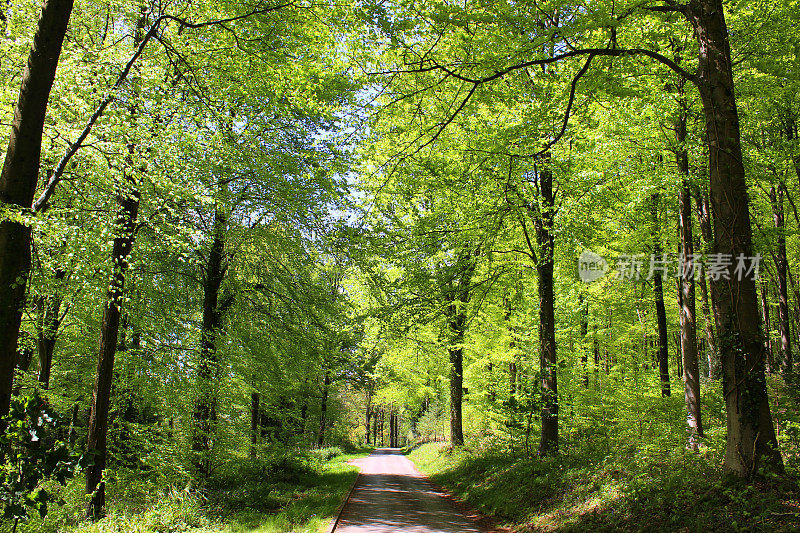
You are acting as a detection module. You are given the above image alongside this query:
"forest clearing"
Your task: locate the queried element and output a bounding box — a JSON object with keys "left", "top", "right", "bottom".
{"left": 1, "top": 0, "right": 800, "bottom": 531}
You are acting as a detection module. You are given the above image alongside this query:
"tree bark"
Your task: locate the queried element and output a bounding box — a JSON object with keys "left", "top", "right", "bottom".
{"left": 0, "top": 0, "right": 73, "bottom": 422}
{"left": 250, "top": 392, "right": 259, "bottom": 458}
{"left": 580, "top": 294, "right": 589, "bottom": 387}
{"left": 85, "top": 182, "right": 140, "bottom": 519}
{"left": 760, "top": 282, "right": 774, "bottom": 373}
{"left": 318, "top": 371, "right": 330, "bottom": 446}
{"left": 443, "top": 249, "right": 475, "bottom": 447}
{"left": 677, "top": 110, "right": 704, "bottom": 446}
{"left": 686, "top": 0, "right": 783, "bottom": 475}
{"left": 769, "top": 186, "right": 792, "bottom": 373}
{"left": 652, "top": 193, "right": 671, "bottom": 397}
{"left": 192, "top": 205, "right": 228, "bottom": 478}
{"left": 535, "top": 165, "right": 558, "bottom": 455}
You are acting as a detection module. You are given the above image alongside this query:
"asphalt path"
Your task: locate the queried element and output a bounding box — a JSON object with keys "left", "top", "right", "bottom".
{"left": 333, "top": 448, "right": 484, "bottom": 533}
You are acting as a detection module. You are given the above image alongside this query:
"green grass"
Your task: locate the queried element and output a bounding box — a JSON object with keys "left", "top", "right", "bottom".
{"left": 409, "top": 441, "right": 800, "bottom": 532}
{"left": 13, "top": 447, "right": 368, "bottom": 533}
{"left": 407, "top": 377, "right": 800, "bottom": 533}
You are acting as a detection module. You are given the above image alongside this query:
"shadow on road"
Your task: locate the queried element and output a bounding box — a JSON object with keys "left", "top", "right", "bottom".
{"left": 334, "top": 448, "right": 483, "bottom": 533}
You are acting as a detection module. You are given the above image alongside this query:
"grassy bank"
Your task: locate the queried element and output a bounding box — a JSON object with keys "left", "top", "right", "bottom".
{"left": 407, "top": 376, "right": 800, "bottom": 533}
{"left": 13, "top": 447, "right": 366, "bottom": 533}
{"left": 409, "top": 441, "right": 799, "bottom": 532}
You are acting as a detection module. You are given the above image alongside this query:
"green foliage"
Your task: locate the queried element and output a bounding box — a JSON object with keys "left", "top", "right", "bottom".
{"left": 0, "top": 394, "right": 81, "bottom": 526}
{"left": 310, "top": 447, "right": 344, "bottom": 463}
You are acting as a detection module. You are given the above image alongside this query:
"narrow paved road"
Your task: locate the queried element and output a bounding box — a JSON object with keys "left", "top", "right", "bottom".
{"left": 334, "top": 448, "right": 484, "bottom": 533}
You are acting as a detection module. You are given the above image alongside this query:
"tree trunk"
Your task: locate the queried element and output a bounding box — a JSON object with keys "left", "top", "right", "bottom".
{"left": 677, "top": 111, "right": 704, "bottom": 446}
{"left": 372, "top": 407, "right": 378, "bottom": 445}
{"left": 250, "top": 392, "right": 259, "bottom": 458}
{"left": 696, "top": 237, "right": 719, "bottom": 378}
{"left": 192, "top": 205, "right": 228, "bottom": 479}
{"left": 0, "top": 0, "right": 73, "bottom": 422}
{"left": 365, "top": 390, "right": 372, "bottom": 446}
{"left": 535, "top": 165, "right": 558, "bottom": 456}
{"left": 12, "top": 332, "right": 34, "bottom": 395}
{"left": 318, "top": 371, "right": 330, "bottom": 447}
{"left": 580, "top": 294, "right": 589, "bottom": 387}
{"left": 652, "top": 193, "right": 671, "bottom": 397}
{"left": 686, "top": 0, "right": 783, "bottom": 475}
{"left": 769, "top": 186, "right": 792, "bottom": 373}
{"left": 380, "top": 408, "right": 385, "bottom": 446}
{"left": 448, "top": 336, "right": 464, "bottom": 446}
{"left": 68, "top": 402, "right": 79, "bottom": 446}
{"left": 85, "top": 183, "right": 140, "bottom": 519}
{"left": 443, "top": 250, "right": 475, "bottom": 447}
{"left": 35, "top": 271, "right": 65, "bottom": 389}
{"left": 760, "top": 283, "right": 774, "bottom": 373}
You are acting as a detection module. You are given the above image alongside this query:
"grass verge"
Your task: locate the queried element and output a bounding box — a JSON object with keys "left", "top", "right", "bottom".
{"left": 408, "top": 442, "right": 800, "bottom": 532}
{"left": 14, "top": 447, "right": 368, "bottom": 533}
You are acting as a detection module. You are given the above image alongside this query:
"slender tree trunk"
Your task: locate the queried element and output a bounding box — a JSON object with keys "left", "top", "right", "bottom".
{"left": 365, "top": 390, "right": 372, "bottom": 446}
{"left": 250, "top": 392, "right": 259, "bottom": 458}
{"left": 380, "top": 408, "right": 385, "bottom": 446}
{"left": 535, "top": 165, "right": 558, "bottom": 455}
{"left": 443, "top": 250, "right": 475, "bottom": 447}
{"left": 85, "top": 183, "right": 140, "bottom": 519}
{"left": 652, "top": 194, "right": 671, "bottom": 397}
{"left": 372, "top": 407, "right": 378, "bottom": 445}
{"left": 769, "top": 186, "right": 792, "bottom": 373}
{"left": 68, "top": 402, "right": 79, "bottom": 446}
{"left": 760, "top": 283, "right": 775, "bottom": 373}
{"left": 580, "top": 294, "right": 589, "bottom": 388}
{"left": 0, "top": 0, "right": 73, "bottom": 422}
{"left": 192, "top": 205, "right": 228, "bottom": 479}
{"left": 686, "top": 0, "right": 783, "bottom": 475}
{"left": 677, "top": 110, "right": 704, "bottom": 446}
{"left": 35, "top": 272, "right": 64, "bottom": 389}
{"left": 318, "top": 371, "right": 330, "bottom": 447}
{"left": 696, "top": 239, "right": 719, "bottom": 378}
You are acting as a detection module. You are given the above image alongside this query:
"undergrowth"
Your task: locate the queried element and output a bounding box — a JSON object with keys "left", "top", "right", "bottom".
{"left": 8, "top": 446, "right": 364, "bottom": 533}
{"left": 408, "top": 376, "right": 800, "bottom": 532}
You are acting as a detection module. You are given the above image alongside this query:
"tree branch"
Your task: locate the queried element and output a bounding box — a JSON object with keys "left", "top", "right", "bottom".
{"left": 32, "top": 3, "right": 295, "bottom": 212}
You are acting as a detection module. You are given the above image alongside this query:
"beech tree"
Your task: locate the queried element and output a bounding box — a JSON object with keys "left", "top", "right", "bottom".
{"left": 0, "top": 0, "right": 73, "bottom": 422}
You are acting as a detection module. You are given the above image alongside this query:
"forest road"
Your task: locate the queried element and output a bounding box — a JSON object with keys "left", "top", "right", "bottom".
{"left": 333, "top": 448, "right": 484, "bottom": 533}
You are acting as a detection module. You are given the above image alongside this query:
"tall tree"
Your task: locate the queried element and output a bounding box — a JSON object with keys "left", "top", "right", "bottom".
{"left": 651, "top": 193, "right": 671, "bottom": 397}
{"left": 85, "top": 9, "right": 146, "bottom": 517}
{"left": 441, "top": 248, "right": 477, "bottom": 447}
{"left": 676, "top": 103, "right": 704, "bottom": 446}
{"left": 768, "top": 185, "right": 792, "bottom": 373}
{"left": 0, "top": 0, "right": 73, "bottom": 421}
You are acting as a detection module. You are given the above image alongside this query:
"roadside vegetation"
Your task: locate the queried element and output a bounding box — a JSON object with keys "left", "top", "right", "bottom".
{"left": 407, "top": 377, "right": 800, "bottom": 533}
{"left": 16, "top": 447, "right": 363, "bottom": 533}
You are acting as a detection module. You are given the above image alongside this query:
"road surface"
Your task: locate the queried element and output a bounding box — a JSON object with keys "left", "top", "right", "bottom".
{"left": 333, "top": 448, "right": 484, "bottom": 533}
